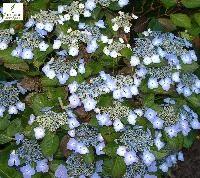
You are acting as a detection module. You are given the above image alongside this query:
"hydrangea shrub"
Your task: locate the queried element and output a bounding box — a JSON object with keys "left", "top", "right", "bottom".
{"left": 0, "top": 0, "right": 200, "bottom": 178}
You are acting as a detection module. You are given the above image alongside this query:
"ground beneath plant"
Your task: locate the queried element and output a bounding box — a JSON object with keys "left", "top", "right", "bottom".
{"left": 167, "top": 138, "right": 200, "bottom": 178}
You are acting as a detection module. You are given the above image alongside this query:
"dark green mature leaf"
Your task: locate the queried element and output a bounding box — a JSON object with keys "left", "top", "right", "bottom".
{"left": 41, "top": 77, "right": 60, "bottom": 87}
{"left": 158, "top": 18, "right": 177, "bottom": 31}
{"left": 0, "top": 114, "right": 10, "bottom": 131}
{"left": 0, "top": 134, "right": 13, "bottom": 144}
{"left": 28, "top": 0, "right": 50, "bottom": 15}
{"left": 170, "top": 13, "right": 192, "bottom": 29}
{"left": 6, "top": 119, "right": 22, "bottom": 137}
{"left": 183, "top": 131, "right": 197, "bottom": 148}
{"left": 182, "top": 0, "right": 200, "bottom": 8}
{"left": 186, "top": 94, "right": 200, "bottom": 114}
{"left": 111, "top": 156, "right": 126, "bottom": 178}
{"left": 30, "top": 93, "right": 55, "bottom": 115}
{"left": 152, "top": 149, "right": 170, "bottom": 160}
{"left": 97, "top": 94, "right": 113, "bottom": 107}
{"left": 0, "top": 48, "right": 29, "bottom": 71}
{"left": 49, "top": 160, "right": 65, "bottom": 172}
{"left": 164, "top": 133, "right": 184, "bottom": 149}
{"left": 33, "top": 46, "right": 53, "bottom": 69}
{"left": 148, "top": 18, "right": 165, "bottom": 31}
{"left": 103, "top": 142, "right": 118, "bottom": 157}
{"left": 194, "top": 13, "right": 200, "bottom": 27}
{"left": 0, "top": 165, "right": 22, "bottom": 178}
{"left": 83, "top": 150, "right": 95, "bottom": 164}
{"left": 121, "top": 48, "right": 132, "bottom": 58}
{"left": 161, "top": 0, "right": 177, "bottom": 8}
{"left": 41, "top": 133, "right": 59, "bottom": 157}
{"left": 181, "top": 62, "right": 199, "bottom": 73}
{"left": 100, "top": 127, "right": 119, "bottom": 143}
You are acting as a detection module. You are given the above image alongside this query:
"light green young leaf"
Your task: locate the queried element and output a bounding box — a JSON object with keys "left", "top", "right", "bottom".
{"left": 170, "top": 13, "right": 191, "bottom": 29}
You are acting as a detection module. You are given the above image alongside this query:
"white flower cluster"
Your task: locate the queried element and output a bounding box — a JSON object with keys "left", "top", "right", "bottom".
{"left": 144, "top": 99, "right": 200, "bottom": 138}
{"left": 58, "top": 1, "right": 89, "bottom": 20}
{"left": 0, "top": 81, "right": 26, "bottom": 116}
{"left": 131, "top": 31, "right": 197, "bottom": 67}
{"left": 58, "top": 0, "right": 129, "bottom": 17}
{"left": 0, "top": 28, "right": 14, "bottom": 50}
{"left": 111, "top": 11, "right": 136, "bottom": 33}
{"left": 25, "top": 10, "right": 62, "bottom": 32}
{"left": 9, "top": 137, "right": 49, "bottom": 177}
{"left": 103, "top": 39, "right": 129, "bottom": 58}
{"left": 177, "top": 73, "right": 200, "bottom": 97}
{"left": 96, "top": 0, "right": 129, "bottom": 7}
{"left": 116, "top": 126, "right": 155, "bottom": 166}
{"left": 36, "top": 109, "right": 80, "bottom": 132}
{"left": 12, "top": 31, "right": 49, "bottom": 59}
{"left": 95, "top": 102, "right": 143, "bottom": 131}
{"left": 53, "top": 29, "right": 94, "bottom": 56}
{"left": 16, "top": 139, "right": 44, "bottom": 164}
{"left": 56, "top": 153, "right": 102, "bottom": 178}
{"left": 42, "top": 57, "right": 85, "bottom": 84}
{"left": 68, "top": 71, "right": 140, "bottom": 111}
{"left": 67, "top": 123, "right": 105, "bottom": 155}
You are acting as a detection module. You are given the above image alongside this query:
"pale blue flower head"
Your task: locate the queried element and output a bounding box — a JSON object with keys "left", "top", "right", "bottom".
{"left": 20, "top": 164, "right": 35, "bottom": 178}
{"left": 36, "top": 159, "right": 49, "bottom": 173}
{"left": 8, "top": 151, "right": 20, "bottom": 167}
{"left": 15, "top": 133, "right": 24, "bottom": 145}
{"left": 55, "top": 164, "right": 68, "bottom": 178}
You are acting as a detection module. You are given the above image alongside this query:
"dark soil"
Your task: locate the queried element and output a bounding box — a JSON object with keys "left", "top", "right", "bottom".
{"left": 168, "top": 139, "right": 200, "bottom": 178}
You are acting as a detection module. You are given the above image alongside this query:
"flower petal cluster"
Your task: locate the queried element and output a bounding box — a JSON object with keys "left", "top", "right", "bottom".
{"left": 0, "top": 81, "right": 26, "bottom": 116}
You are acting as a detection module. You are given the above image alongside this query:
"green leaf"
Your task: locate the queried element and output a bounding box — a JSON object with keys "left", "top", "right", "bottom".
{"left": 120, "top": 48, "right": 132, "bottom": 58}
{"left": 30, "top": 93, "right": 56, "bottom": 115}
{"left": 111, "top": 156, "right": 126, "bottom": 178}
{"left": 194, "top": 13, "right": 200, "bottom": 26}
{"left": 0, "top": 165, "right": 22, "bottom": 178}
{"left": 148, "top": 18, "right": 165, "bottom": 31}
{"left": 28, "top": 0, "right": 50, "bottom": 14}
{"left": 152, "top": 149, "right": 170, "bottom": 160}
{"left": 41, "top": 77, "right": 60, "bottom": 87}
{"left": 0, "top": 114, "right": 10, "bottom": 131}
{"left": 41, "top": 133, "right": 59, "bottom": 157}
{"left": 6, "top": 119, "right": 22, "bottom": 137}
{"left": 100, "top": 127, "right": 119, "bottom": 143}
{"left": 182, "top": 0, "right": 200, "bottom": 8}
{"left": 108, "top": 2, "right": 122, "bottom": 11}
{"left": 83, "top": 150, "right": 95, "bottom": 164}
{"left": 158, "top": 18, "right": 177, "bottom": 31}
{"left": 183, "top": 131, "right": 197, "bottom": 148}
{"left": 103, "top": 142, "right": 118, "bottom": 157}
{"left": 97, "top": 94, "right": 113, "bottom": 107}
{"left": 170, "top": 13, "right": 191, "bottom": 29}
{"left": 186, "top": 94, "right": 200, "bottom": 113}
{"left": 161, "top": 0, "right": 177, "bottom": 8}
{"left": 164, "top": 133, "right": 184, "bottom": 149}
{"left": 0, "top": 134, "right": 13, "bottom": 144}
{"left": 33, "top": 46, "right": 53, "bottom": 69}
{"left": 181, "top": 62, "right": 199, "bottom": 73}
{"left": 49, "top": 160, "right": 65, "bottom": 172}
{"left": 0, "top": 48, "right": 29, "bottom": 72}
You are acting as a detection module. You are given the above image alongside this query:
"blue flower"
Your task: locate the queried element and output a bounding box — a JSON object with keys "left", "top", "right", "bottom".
{"left": 25, "top": 19, "right": 35, "bottom": 29}
{"left": 36, "top": 159, "right": 49, "bottom": 173}
{"left": 20, "top": 164, "right": 35, "bottom": 178}
{"left": 21, "top": 48, "right": 34, "bottom": 60}
{"left": 8, "top": 151, "right": 20, "bottom": 167}
{"left": 15, "top": 133, "right": 24, "bottom": 145}
{"left": 55, "top": 164, "right": 68, "bottom": 178}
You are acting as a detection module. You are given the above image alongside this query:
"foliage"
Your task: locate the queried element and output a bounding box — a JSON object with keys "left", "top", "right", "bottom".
{"left": 0, "top": 0, "right": 199, "bottom": 178}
